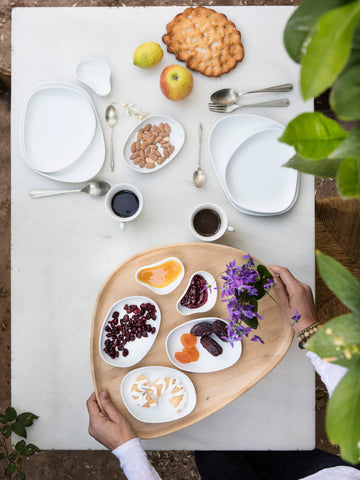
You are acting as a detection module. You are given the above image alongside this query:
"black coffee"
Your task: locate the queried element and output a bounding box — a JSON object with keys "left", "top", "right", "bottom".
{"left": 193, "top": 208, "right": 221, "bottom": 237}
{"left": 111, "top": 190, "right": 139, "bottom": 218}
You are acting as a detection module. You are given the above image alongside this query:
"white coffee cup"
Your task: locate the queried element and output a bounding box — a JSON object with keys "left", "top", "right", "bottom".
{"left": 105, "top": 183, "right": 143, "bottom": 230}
{"left": 189, "top": 203, "right": 235, "bottom": 242}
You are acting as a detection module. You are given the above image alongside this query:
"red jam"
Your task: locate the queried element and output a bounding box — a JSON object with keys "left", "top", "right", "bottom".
{"left": 180, "top": 274, "right": 208, "bottom": 309}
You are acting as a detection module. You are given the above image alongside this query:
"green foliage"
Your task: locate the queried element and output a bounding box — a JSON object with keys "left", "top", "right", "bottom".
{"left": 0, "top": 407, "right": 40, "bottom": 479}
{"left": 282, "top": 0, "right": 360, "bottom": 199}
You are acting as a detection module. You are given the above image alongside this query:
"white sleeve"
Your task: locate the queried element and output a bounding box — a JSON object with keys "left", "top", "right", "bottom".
{"left": 112, "top": 437, "right": 162, "bottom": 480}
{"left": 306, "top": 351, "right": 348, "bottom": 397}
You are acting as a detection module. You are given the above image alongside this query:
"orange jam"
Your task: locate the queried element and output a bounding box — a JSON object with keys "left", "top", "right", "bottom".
{"left": 138, "top": 260, "right": 182, "bottom": 288}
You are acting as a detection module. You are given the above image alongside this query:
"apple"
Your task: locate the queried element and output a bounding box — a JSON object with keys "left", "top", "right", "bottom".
{"left": 160, "top": 65, "right": 193, "bottom": 101}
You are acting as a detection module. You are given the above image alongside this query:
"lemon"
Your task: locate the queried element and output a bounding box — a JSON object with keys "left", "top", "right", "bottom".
{"left": 133, "top": 42, "right": 163, "bottom": 69}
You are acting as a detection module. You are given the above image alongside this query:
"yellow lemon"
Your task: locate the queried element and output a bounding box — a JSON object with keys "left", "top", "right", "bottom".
{"left": 133, "top": 42, "right": 163, "bottom": 69}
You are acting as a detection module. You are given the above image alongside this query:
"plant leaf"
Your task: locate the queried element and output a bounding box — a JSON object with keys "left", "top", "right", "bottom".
{"left": 316, "top": 250, "right": 360, "bottom": 313}
{"left": 331, "top": 124, "right": 360, "bottom": 160}
{"left": 283, "top": 0, "right": 351, "bottom": 63}
{"left": 243, "top": 316, "right": 259, "bottom": 330}
{"left": 5, "top": 464, "right": 16, "bottom": 475}
{"left": 336, "top": 158, "right": 360, "bottom": 198}
{"left": 279, "top": 112, "right": 348, "bottom": 159}
{"left": 16, "top": 413, "right": 38, "bottom": 428}
{"left": 5, "top": 407, "right": 17, "bottom": 422}
{"left": 257, "top": 264, "right": 272, "bottom": 280}
{"left": 301, "top": 1, "right": 360, "bottom": 100}
{"left": 2, "top": 424, "right": 11, "bottom": 438}
{"left": 284, "top": 154, "right": 343, "bottom": 178}
{"left": 0, "top": 414, "right": 8, "bottom": 424}
{"left": 11, "top": 422, "right": 27, "bottom": 439}
{"left": 26, "top": 443, "right": 40, "bottom": 453}
{"left": 17, "top": 470, "right": 25, "bottom": 480}
{"left": 330, "top": 65, "right": 360, "bottom": 120}
{"left": 326, "top": 359, "right": 360, "bottom": 464}
{"left": 15, "top": 441, "right": 26, "bottom": 454}
{"left": 306, "top": 313, "right": 360, "bottom": 367}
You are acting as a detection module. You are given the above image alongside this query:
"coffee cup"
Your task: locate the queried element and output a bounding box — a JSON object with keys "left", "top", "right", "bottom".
{"left": 105, "top": 183, "right": 143, "bottom": 230}
{"left": 189, "top": 203, "right": 235, "bottom": 242}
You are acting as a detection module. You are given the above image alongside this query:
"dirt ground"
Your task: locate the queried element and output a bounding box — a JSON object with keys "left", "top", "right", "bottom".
{"left": 0, "top": 0, "right": 346, "bottom": 478}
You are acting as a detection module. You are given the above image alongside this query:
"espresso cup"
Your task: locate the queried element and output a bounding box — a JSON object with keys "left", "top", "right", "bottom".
{"left": 105, "top": 183, "right": 143, "bottom": 230}
{"left": 189, "top": 203, "right": 235, "bottom": 242}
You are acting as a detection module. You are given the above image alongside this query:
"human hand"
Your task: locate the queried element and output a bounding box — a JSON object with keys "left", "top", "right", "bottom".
{"left": 87, "top": 391, "right": 136, "bottom": 450}
{"left": 269, "top": 265, "right": 317, "bottom": 334}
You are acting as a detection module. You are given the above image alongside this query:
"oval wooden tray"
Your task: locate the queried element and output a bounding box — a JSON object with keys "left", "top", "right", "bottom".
{"left": 90, "top": 243, "right": 293, "bottom": 439}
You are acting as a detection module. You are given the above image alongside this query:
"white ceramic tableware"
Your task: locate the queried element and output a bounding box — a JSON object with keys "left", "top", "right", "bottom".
{"left": 176, "top": 271, "right": 217, "bottom": 315}
{"left": 20, "top": 82, "right": 97, "bottom": 173}
{"left": 224, "top": 128, "right": 297, "bottom": 214}
{"left": 166, "top": 317, "right": 242, "bottom": 373}
{"left": 121, "top": 366, "right": 196, "bottom": 423}
{"left": 135, "top": 257, "right": 185, "bottom": 295}
{"left": 99, "top": 296, "right": 161, "bottom": 368}
{"left": 76, "top": 58, "right": 111, "bottom": 96}
{"left": 105, "top": 184, "right": 143, "bottom": 231}
{"left": 189, "top": 203, "right": 235, "bottom": 242}
{"left": 123, "top": 115, "right": 185, "bottom": 173}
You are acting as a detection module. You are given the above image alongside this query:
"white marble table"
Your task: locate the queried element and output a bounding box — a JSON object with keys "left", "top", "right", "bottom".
{"left": 11, "top": 6, "right": 315, "bottom": 450}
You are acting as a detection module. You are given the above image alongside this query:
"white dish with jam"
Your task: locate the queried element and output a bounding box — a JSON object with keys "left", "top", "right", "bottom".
{"left": 176, "top": 271, "right": 217, "bottom": 315}
{"left": 121, "top": 366, "right": 196, "bottom": 423}
{"left": 166, "top": 317, "right": 242, "bottom": 373}
{"left": 99, "top": 296, "right": 161, "bottom": 368}
{"left": 135, "top": 257, "right": 185, "bottom": 295}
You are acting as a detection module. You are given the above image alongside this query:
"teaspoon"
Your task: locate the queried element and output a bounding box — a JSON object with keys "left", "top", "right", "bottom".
{"left": 210, "top": 83, "right": 293, "bottom": 106}
{"left": 30, "top": 180, "right": 111, "bottom": 198}
{"left": 105, "top": 104, "right": 118, "bottom": 171}
{"left": 193, "top": 123, "right": 205, "bottom": 188}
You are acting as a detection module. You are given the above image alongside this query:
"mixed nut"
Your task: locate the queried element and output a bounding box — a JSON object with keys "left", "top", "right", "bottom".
{"left": 130, "top": 122, "right": 175, "bottom": 169}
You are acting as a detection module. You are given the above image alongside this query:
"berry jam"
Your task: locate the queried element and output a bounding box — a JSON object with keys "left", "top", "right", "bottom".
{"left": 180, "top": 274, "right": 208, "bottom": 309}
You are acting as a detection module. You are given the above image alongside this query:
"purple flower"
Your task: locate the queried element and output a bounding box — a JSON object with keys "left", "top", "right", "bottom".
{"left": 264, "top": 278, "right": 274, "bottom": 289}
{"left": 291, "top": 310, "right": 301, "bottom": 326}
{"left": 251, "top": 335, "right": 265, "bottom": 344}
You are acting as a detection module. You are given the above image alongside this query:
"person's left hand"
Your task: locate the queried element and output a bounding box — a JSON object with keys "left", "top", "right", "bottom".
{"left": 87, "top": 391, "right": 136, "bottom": 450}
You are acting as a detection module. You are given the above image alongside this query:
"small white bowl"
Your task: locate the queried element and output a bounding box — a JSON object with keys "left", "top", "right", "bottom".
{"left": 99, "top": 296, "right": 161, "bottom": 368}
{"left": 176, "top": 271, "right": 217, "bottom": 315}
{"left": 120, "top": 365, "right": 196, "bottom": 423}
{"left": 123, "top": 115, "right": 185, "bottom": 173}
{"left": 166, "top": 317, "right": 242, "bottom": 373}
{"left": 135, "top": 257, "right": 185, "bottom": 295}
{"left": 76, "top": 59, "right": 111, "bottom": 96}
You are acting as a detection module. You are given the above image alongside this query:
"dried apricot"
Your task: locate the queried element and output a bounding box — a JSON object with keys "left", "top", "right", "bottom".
{"left": 175, "top": 350, "right": 192, "bottom": 363}
{"left": 182, "top": 347, "right": 199, "bottom": 362}
{"left": 180, "top": 333, "right": 197, "bottom": 348}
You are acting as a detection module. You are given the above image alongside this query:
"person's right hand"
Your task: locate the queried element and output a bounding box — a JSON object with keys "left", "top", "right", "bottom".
{"left": 87, "top": 391, "right": 136, "bottom": 450}
{"left": 269, "top": 265, "right": 317, "bottom": 334}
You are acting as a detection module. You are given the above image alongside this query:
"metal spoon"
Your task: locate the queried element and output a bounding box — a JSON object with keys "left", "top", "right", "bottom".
{"left": 193, "top": 123, "right": 205, "bottom": 188}
{"left": 105, "top": 104, "right": 118, "bottom": 172}
{"left": 210, "top": 83, "right": 293, "bottom": 106}
{"left": 29, "top": 180, "right": 111, "bottom": 198}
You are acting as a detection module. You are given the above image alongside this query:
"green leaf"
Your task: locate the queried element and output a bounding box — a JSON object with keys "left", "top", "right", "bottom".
{"left": 307, "top": 313, "right": 360, "bottom": 367}
{"left": 15, "top": 441, "right": 26, "bottom": 454}
{"left": 284, "top": 154, "right": 343, "bottom": 178}
{"left": 16, "top": 413, "right": 38, "bottom": 428}
{"left": 5, "top": 407, "right": 17, "bottom": 422}
{"left": 279, "top": 112, "right": 348, "bottom": 159}
{"left": 331, "top": 124, "right": 360, "bottom": 160}
{"left": 17, "top": 470, "right": 25, "bottom": 480}
{"left": 330, "top": 65, "right": 360, "bottom": 120}
{"left": 243, "top": 316, "right": 259, "bottom": 330}
{"left": 0, "top": 414, "right": 8, "bottom": 424}
{"left": 336, "top": 158, "right": 360, "bottom": 198}
{"left": 316, "top": 250, "right": 360, "bottom": 313}
{"left": 257, "top": 264, "right": 272, "bottom": 280}
{"left": 5, "top": 464, "right": 16, "bottom": 475}
{"left": 2, "top": 424, "right": 11, "bottom": 438}
{"left": 11, "top": 422, "right": 27, "bottom": 439}
{"left": 26, "top": 443, "right": 40, "bottom": 453}
{"left": 326, "top": 359, "right": 360, "bottom": 464}
{"left": 301, "top": 2, "right": 360, "bottom": 100}
{"left": 283, "top": 0, "right": 351, "bottom": 63}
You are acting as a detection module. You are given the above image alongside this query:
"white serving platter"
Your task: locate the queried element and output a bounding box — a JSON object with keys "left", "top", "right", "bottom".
{"left": 209, "top": 114, "right": 299, "bottom": 216}
{"left": 19, "top": 82, "right": 105, "bottom": 183}
{"left": 166, "top": 317, "right": 242, "bottom": 373}
{"left": 99, "top": 296, "right": 161, "bottom": 368}
{"left": 176, "top": 271, "right": 217, "bottom": 316}
{"left": 20, "top": 82, "right": 96, "bottom": 173}
{"left": 123, "top": 115, "right": 185, "bottom": 173}
{"left": 121, "top": 366, "right": 196, "bottom": 423}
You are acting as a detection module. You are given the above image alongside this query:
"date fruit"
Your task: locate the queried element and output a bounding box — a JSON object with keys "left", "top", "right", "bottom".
{"left": 200, "top": 336, "right": 223, "bottom": 357}
{"left": 190, "top": 322, "right": 213, "bottom": 337}
{"left": 212, "top": 319, "right": 228, "bottom": 342}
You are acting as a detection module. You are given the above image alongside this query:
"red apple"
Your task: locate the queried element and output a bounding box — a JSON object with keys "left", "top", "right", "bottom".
{"left": 160, "top": 65, "right": 193, "bottom": 101}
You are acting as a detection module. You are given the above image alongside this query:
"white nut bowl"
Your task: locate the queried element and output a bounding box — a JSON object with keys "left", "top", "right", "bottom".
{"left": 176, "top": 271, "right": 217, "bottom": 315}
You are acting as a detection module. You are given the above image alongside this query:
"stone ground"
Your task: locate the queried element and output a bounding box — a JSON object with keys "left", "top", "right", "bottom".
{"left": 0, "top": 1, "right": 346, "bottom": 478}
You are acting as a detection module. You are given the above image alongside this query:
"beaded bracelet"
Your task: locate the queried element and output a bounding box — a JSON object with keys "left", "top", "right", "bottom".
{"left": 297, "top": 322, "right": 320, "bottom": 349}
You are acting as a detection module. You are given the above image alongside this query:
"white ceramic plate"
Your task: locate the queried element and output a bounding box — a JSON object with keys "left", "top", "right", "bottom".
{"left": 123, "top": 115, "right": 185, "bottom": 173}
{"left": 99, "top": 296, "right": 161, "bottom": 368}
{"left": 225, "top": 128, "right": 298, "bottom": 214}
{"left": 20, "top": 82, "right": 96, "bottom": 172}
{"left": 76, "top": 58, "right": 111, "bottom": 96}
{"left": 176, "top": 271, "right": 217, "bottom": 316}
{"left": 19, "top": 82, "right": 105, "bottom": 183}
{"left": 166, "top": 317, "right": 242, "bottom": 373}
{"left": 209, "top": 114, "right": 299, "bottom": 216}
{"left": 135, "top": 257, "right": 185, "bottom": 295}
{"left": 121, "top": 366, "right": 196, "bottom": 423}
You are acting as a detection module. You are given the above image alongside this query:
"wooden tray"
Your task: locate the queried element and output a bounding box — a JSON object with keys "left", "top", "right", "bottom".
{"left": 90, "top": 243, "right": 293, "bottom": 439}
